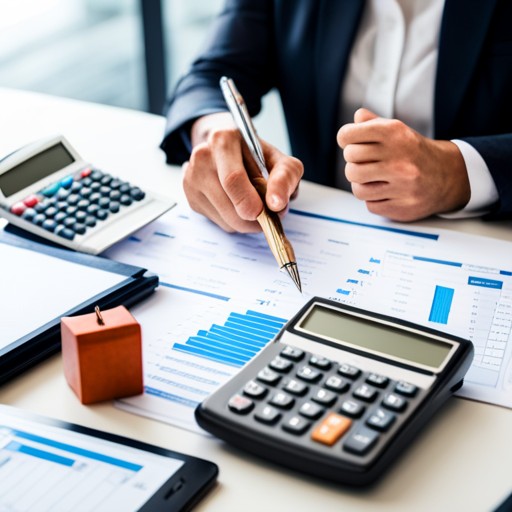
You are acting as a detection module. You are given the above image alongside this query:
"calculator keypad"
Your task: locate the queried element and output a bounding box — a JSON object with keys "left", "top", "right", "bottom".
{"left": 9, "top": 167, "right": 146, "bottom": 242}
{"left": 228, "top": 344, "right": 424, "bottom": 460}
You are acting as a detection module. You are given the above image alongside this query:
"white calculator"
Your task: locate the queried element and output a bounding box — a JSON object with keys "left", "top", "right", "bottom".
{"left": 0, "top": 135, "right": 176, "bottom": 254}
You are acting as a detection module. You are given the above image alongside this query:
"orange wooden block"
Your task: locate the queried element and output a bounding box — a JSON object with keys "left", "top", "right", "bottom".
{"left": 60, "top": 305, "right": 143, "bottom": 404}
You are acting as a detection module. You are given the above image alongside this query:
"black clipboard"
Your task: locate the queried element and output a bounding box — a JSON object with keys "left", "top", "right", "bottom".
{"left": 0, "top": 230, "right": 159, "bottom": 385}
{"left": 0, "top": 404, "right": 218, "bottom": 511}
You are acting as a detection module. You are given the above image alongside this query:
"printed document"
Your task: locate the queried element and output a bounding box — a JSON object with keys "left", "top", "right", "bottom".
{"left": 105, "top": 185, "right": 512, "bottom": 432}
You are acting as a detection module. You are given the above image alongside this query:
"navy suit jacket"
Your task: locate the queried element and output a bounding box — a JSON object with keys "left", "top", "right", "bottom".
{"left": 161, "top": 0, "right": 512, "bottom": 219}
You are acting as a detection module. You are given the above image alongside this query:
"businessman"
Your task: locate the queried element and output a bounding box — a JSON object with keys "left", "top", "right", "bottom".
{"left": 160, "top": 0, "right": 512, "bottom": 233}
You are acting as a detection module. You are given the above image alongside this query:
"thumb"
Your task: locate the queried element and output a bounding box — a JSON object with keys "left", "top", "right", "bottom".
{"left": 354, "top": 107, "right": 379, "bottom": 123}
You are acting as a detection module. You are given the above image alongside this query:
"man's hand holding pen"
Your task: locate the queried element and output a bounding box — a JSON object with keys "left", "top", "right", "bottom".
{"left": 184, "top": 111, "right": 303, "bottom": 234}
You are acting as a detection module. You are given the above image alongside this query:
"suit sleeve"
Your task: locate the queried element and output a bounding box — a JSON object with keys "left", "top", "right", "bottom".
{"left": 460, "top": 134, "right": 512, "bottom": 219}
{"left": 160, "top": 0, "right": 276, "bottom": 165}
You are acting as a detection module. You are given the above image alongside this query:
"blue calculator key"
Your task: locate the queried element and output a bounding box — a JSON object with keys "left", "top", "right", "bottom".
{"left": 84, "top": 215, "right": 97, "bottom": 227}
{"left": 90, "top": 170, "right": 104, "bottom": 181}
{"left": 55, "top": 225, "right": 75, "bottom": 240}
{"left": 343, "top": 426, "right": 380, "bottom": 455}
{"left": 120, "top": 194, "right": 132, "bottom": 206}
{"left": 60, "top": 175, "right": 74, "bottom": 188}
{"left": 42, "top": 219, "right": 57, "bottom": 232}
{"left": 130, "top": 187, "right": 145, "bottom": 201}
{"left": 21, "top": 208, "right": 36, "bottom": 221}
{"left": 73, "top": 223, "right": 87, "bottom": 235}
{"left": 42, "top": 183, "right": 60, "bottom": 197}
{"left": 32, "top": 213, "right": 46, "bottom": 226}
{"left": 96, "top": 209, "right": 109, "bottom": 221}
{"left": 109, "top": 201, "right": 120, "bottom": 213}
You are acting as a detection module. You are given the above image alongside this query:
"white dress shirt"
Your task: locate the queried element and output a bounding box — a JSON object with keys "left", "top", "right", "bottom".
{"left": 339, "top": 0, "right": 499, "bottom": 217}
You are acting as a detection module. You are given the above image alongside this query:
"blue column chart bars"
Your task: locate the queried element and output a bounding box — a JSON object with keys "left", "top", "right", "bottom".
{"left": 429, "top": 286, "right": 455, "bottom": 324}
{"left": 172, "top": 310, "right": 288, "bottom": 368}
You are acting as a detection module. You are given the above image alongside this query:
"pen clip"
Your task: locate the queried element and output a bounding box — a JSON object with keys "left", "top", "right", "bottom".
{"left": 220, "top": 77, "right": 268, "bottom": 178}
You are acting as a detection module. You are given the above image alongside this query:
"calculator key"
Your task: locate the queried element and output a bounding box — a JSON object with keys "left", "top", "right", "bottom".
{"left": 366, "top": 373, "right": 389, "bottom": 388}
{"left": 395, "top": 381, "right": 418, "bottom": 397}
{"left": 269, "top": 391, "right": 295, "bottom": 409}
{"left": 283, "top": 379, "right": 308, "bottom": 396}
{"left": 269, "top": 356, "right": 293, "bottom": 373}
{"left": 90, "top": 170, "right": 104, "bottom": 181}
{"left": 366, "top": 408, "right": 396, "bottom": 432}
{"left": 42, "top": 219, "right": 57, "bottom": 232}
{"left": 109, "top": 189, "right": 122, "bottom": 201}
{"left": 42, "top": 183, "right": 60, "bottom": 197}
{"left": 343, "top": 426, "right": 380, "bottom": 455}
{"left": 99, "top": 185, "right": 111, "bottom": 196}
{"left": 324, "top": 375, "right": 349, "bottom": 393}
{"left": 120, "top": 194, "right": 133, "bottom": 206}
{"left": 66, "top": 194, "right": 80, "bottom": 205}
{"left": 100, "top": 174, "right": 113, "bottom": 185}
{"left": 337, "top": 363, "right": 361, "bottom": 379}
{"left": 21, "top": 207, "right": 36, "bottom": 221}
{"left": 23, "top": 194, "right": 39, "bottom": 207}
{"left": 84, "top": 215, "right": 97, "bottom": 227}
{"left": 228, "top": 394, "right": 254, "bottom": 414}
{"left": 298, "top": 401, "right": 324, "bottom": 420}
{"left": 98, "top": 197, "right": 110, "bottom": 209}
{"left": 119, "top": 183, "right": 131, "bottom": 194}
{"left": 243, "top": 380, "right": 267, "bottom": 399}
{"left": 63, "top": 217, "right": 76, "bottom": 228}
{"left": 80, "top": 187, "right": 92, "bottom": 198}
{"left": 282, "top": 415, "right": 311, "bottom": 435}
{"left": 44, "top": 206, "right": 58, "bottom": 218}
{"left": 312, "top": 413, "right": 352, "bottom": 446}
{"left": 54, "top": 211, "right": 67, "bottom": 223}
{"left": 382, "top": 393, "right": 407, "bottom": 412}
{"left": 353, "top": 384, "right": 378, "bottom": 403}
{"left": 77, "top": 199, "right": 90, "bottom": 210}
{"left": 34, "top": 201, "right": 49, "bottom": 213}
{"left": 309, "top": 355, "right": 332, "bottom": 370}
{"left": 280, "top": 345, "right": 304, "bottom": 361}
{"left": 60, "top": 175, "right": 74, "bottom": 188}
{"left": 55, "top": 225, "right": 75, "bottom": 240}
{"left": 339, "top": 399, "right": 365, "bottom": 418}
{"left": 257, "top": 367, "right": 281, "bottom": 385}
{"left": 10, "top": 202, "right": 26, "bottom": 216}
{"left": 73, "top": 223, "right": 87, "bottom": 235}
{"left": 70, "top": 181, "right": 82, "bottom": 193}
{"left": 89, "top": 192, "right": 101, "bottom": 204}
{"left": 96, "top": 209, "right": 109, "bottom": 221}
{"left": 109, "top": 201, "right": 121, "bottom": 213}
{"left": 130, "top": 187, "right": 145, "bottom": 201}
{"left": 80, "top": 167, "right": 92, "bottom": 178}
{"left": 32, "top": 213, "right": 46, "bottom": 226}
{"left": 296, "top": 365, "right": 322, "bottom": 383}
{"left": 75, "top": 210, "right": 87, "bottom": 223}
{"left": 56, "top": 187, "right": 70, "bottom": 199}
{"left": 311, "top": 388, "right": 337, "bottom": 407}
{"left": 110, "top": 179, "right": 122, "bottom": 189}
{"left": 56, "top": 200, "right": 69, "bottom": 211}
{"left": 66, "top": 205, "right": 78, "bottom": 216}
{"left": 254, "top": 405, "right": 281, "bottom": 425}
{"left": 80, "top": 177, "right": 93, "bottom": 187}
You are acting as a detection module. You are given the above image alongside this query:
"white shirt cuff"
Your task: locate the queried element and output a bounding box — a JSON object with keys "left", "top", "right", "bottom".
{"left": 439, "top": 139, "right": 499, "bottom": 219}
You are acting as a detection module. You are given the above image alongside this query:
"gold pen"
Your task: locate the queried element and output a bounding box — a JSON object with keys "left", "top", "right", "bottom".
{"left": 220, "top": 76, "right": 302, "bottom": 292}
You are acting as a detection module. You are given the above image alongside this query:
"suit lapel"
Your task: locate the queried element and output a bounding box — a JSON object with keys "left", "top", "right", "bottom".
{"left": 435, "top": 0, "right": 498, "bottom": 137}
{"left": 314, "top": 0, "right": 365, "bottom": 182}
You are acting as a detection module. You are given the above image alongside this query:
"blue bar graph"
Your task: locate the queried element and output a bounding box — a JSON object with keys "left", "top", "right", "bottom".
{"left": 173, "top": 310, "right": 288, "bottom": 367}
{"left": 6, "top": 441, "right": 75, "bottom": 467}
{"left": 429, "top": 286, "right": 454, "bottom": 324}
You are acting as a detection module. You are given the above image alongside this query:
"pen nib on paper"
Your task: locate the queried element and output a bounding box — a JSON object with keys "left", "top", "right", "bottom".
{"left": 283, "top": 262, "right": 302, "bottom": 293}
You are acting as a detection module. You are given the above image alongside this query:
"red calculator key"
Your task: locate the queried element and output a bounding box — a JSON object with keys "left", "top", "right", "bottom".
{"left": 81, "top": 167, "right": 92, "bottom": 178}
{"left": 10, "top": 202, "right": 26, "bottom": 216}
{"left": 23, "top": 194, "right": 39, "bottom": 207}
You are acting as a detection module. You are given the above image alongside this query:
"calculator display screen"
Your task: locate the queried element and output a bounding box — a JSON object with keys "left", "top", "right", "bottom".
{"left": 0, "top": 143, "right": 75, "bottom": 197}
{"left": 299, "top": 305, "right": 453, "bottom": 369}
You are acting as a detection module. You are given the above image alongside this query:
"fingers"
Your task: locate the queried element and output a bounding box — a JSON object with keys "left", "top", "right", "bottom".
{"left": 264, "top": 143, "right": 304, "bottom": 212}
{"left": 183, "top": 142, "right": 261, "bottom": 233}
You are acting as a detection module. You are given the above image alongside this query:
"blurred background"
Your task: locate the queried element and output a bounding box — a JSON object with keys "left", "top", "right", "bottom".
{"left": 0, "top": 0, "right": 288, "bottom": 150}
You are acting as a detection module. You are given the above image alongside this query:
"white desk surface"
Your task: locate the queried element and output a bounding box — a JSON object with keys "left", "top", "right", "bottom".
{"left": 0, "top": 87, "right": 511, "bottom": 512}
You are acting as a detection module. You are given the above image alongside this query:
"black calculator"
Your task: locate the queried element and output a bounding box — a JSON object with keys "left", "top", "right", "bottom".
{"left": 0, "top": 135, "right": 175, "bottom": 254}
{"left": 195, "top": 297, "right": 474, "bottom": 486}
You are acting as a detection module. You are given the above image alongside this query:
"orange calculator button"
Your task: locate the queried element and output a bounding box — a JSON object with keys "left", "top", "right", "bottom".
{"left": 311, "top": 413, "right": 352, "bottom": 446}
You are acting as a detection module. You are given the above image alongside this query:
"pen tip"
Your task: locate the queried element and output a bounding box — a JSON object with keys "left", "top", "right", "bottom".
{"left": 284, "top": 263, "right": 302, "bottom": 293}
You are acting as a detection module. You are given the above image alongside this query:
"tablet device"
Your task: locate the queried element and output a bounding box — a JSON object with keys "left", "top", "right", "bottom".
{"left": 0, "top": 405, "right": 218, "bottom": 511}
